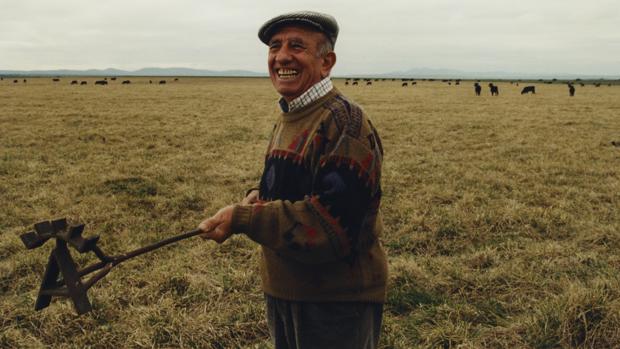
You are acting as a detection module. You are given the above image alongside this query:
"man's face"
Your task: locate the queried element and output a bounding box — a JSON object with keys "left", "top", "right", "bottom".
{"left": 267, "top": 25, "right": 334, "bottom": 102}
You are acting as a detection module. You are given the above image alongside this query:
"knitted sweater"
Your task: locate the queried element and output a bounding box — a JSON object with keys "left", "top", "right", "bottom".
{"left": 230, "top": 88, "right": 387, "bottom": 303}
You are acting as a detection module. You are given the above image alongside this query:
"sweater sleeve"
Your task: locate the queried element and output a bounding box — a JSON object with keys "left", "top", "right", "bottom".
{"left": 230, "top": 115, "right": 383, "bottom": 265}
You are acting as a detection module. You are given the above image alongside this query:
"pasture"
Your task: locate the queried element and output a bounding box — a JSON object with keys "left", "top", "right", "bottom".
{"left": 1, "top": 77, "right": 619, "bottom": 348}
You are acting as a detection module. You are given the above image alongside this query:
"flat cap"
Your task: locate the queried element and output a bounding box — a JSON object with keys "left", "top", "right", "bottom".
{"left": 258, "top": 11, "right": 339, "bottom": 46}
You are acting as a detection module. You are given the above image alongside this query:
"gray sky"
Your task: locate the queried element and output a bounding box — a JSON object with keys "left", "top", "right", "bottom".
{"left": 1, "top": 0, "right": 619, "bottom": 76}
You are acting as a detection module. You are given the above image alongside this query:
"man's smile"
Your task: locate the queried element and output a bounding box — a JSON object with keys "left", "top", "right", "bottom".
{"left": 276, "top": 68, "right": 299, "bottom": 80}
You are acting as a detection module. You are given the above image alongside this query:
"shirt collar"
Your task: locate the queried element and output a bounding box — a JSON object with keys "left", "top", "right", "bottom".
{"left": 279, "top": 77, "right": 333, "bottom": 113}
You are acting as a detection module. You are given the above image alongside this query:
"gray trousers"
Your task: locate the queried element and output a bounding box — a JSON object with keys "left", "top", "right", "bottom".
{"left": 265, "top": 294, "right": 383, "bottom": 349}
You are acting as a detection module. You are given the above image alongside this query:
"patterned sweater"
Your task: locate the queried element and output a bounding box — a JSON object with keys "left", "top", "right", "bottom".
{"left": 230, "top": 88, "right": 387, "bottom": 303}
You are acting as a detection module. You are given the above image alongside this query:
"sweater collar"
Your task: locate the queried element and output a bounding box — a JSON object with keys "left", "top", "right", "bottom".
{"left": 278, "top": 77, "right": 333, "bottom": 113}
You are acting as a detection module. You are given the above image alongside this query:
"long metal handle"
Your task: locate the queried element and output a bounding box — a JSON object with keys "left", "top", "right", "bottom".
{"left": 111, "top": 228, "right": 203, "bottom": 265}
{"left": 76, "top": 229, "right": 203, "bottom": 277}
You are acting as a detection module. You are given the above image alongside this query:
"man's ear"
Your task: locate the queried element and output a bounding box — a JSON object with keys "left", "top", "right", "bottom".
{"left": 321, "top": 51, "right": 337, "bottom": 78}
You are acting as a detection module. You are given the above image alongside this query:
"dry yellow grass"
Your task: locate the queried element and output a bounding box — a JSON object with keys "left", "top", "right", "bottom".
{"left": 1, "top": 77, "right": 619, "bottom": 348}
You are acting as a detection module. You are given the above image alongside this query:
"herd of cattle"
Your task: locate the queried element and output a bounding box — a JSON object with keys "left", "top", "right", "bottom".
{"left": 343, "top": 77, "right": 615, "bottom": 96}
{"left": 1, "top": 76, "right": 616, "bottom": 97}
{"left": 0, "top": 77, "right": 180, "bottom": 86}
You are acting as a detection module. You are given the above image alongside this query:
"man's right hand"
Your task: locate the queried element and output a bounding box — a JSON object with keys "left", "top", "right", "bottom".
{"left": 242, "top": 189, "right": 259, "bottom": 205}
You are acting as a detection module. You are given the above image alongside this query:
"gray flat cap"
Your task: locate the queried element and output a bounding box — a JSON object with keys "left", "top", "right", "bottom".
{"left": 258, "top": 11, "right": 339, "bottom": 46}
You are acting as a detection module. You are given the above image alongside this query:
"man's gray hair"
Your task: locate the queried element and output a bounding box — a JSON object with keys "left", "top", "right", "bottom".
{"left": 316, "top": 34, "right": 334, "bottom": 58}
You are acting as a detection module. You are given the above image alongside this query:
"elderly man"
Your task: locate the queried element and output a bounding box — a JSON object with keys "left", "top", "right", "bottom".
{"left": 198, "top": 11, "right": 387, "bottom": 349}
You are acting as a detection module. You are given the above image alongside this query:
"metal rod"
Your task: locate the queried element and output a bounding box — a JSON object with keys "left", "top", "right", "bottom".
{"left": 110, "top": 229, "right": 202, "bottom": 265}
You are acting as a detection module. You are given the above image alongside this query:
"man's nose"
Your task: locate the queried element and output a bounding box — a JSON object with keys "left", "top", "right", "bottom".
{"left": 274, "top": 47, "right": 293, "bottom": 64}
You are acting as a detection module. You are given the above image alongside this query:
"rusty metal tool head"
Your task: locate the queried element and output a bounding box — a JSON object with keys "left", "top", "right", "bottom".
{"left": 20, "top": 218, "right": 202, "bottom": 315}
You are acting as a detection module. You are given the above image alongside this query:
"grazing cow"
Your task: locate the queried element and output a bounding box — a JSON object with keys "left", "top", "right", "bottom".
{"left": 71, "top": 80, "right": 78, "bottom": 85}
{"left": 13, "top": 79, "right": 18, "bottom": 83}
{"left": 95, "top": 80, "right": 108, "bottom": 85}
{"left": 111, "top": 77, "right": 117, "bottom": 81}
{"left": 521, "top": 86, "right": 536, "bottom": 94}
{"left": 411, "top": 82, "right": 417, "bottom": 85}
{"left": 594, "top": 83, "right": 601, "bottom": 87}
{"left": 345, "top": 81, "right": 349, "bottom": 85}
{"left": 52, "top": 78, "right": 60, "bottom": 82}
{"left": 23, "top": 79, "right": 27, "bottom": 83}
{"left": 159, "top": 80, "right": 166, "bottom": 84}
{"left": 174, "top": 78, "right": 179, "bottom": 81}
{"left": 149, "top": 80, "right": 153, "bottom": 84}
{"left": 402, "top": 82, "right": 408, "bottom": 87}
{"left": 488, "top": 83, "right": 499, "bottom": 96}
{"left": 80, "top": 81, "right": 87, "bottom": 85}
{"left": 352, "top": 81, "right": 358, "bottom": 85}
{"left": 474, "top": 82, "right": 481, "bottom": 96}
{"left": 366, "top": 81, "right": 372, "bottom": 86}
{"left": 579, "top": 83, "right": 585, "bottom": 87}
{"left": 122, "top": 80, "right": 131, "bottom": 84}
{"left": 568, "top": 83, "right": 575, "bottom": 97}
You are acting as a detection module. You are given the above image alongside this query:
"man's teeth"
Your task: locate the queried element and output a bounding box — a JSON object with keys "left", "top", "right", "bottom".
{"left": 278, "top": 69, "right": 298, "bottom": 78}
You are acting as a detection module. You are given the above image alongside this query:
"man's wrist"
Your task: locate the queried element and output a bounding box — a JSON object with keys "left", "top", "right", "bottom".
{"left": 230, "top": 204, "right": 253, "bottom": 235}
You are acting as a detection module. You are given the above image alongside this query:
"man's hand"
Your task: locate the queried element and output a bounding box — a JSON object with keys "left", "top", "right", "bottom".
{"left": 199, "top": 205, "right": 234, "bottom": 244}
{"left": 242, "top": 189, "right": 259, "bottom": 205}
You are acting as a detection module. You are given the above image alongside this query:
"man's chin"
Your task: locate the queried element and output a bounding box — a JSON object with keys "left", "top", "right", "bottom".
{"left": 275, "top": 86, "right": 303, "bottom": 101}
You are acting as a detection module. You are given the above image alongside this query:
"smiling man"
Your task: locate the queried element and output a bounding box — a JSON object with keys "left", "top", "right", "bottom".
{"left": 198, "top": 11, "right": 387, "bottom": 349}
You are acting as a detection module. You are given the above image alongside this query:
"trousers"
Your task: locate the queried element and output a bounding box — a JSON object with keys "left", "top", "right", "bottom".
{"left": 265, "top": 294, "right": 383, "bottom": 349}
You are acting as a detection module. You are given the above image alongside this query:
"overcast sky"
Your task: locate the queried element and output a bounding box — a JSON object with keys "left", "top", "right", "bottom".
{"left": 1, "top": 0, "right": 619, "bottom": 76}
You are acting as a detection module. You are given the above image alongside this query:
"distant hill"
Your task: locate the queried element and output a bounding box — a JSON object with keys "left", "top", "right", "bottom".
{"left": 0, "top": 67, "right": 267, "bottom": 77}
{"left": 1, "top": 67, "right": 619, "bottom": 80}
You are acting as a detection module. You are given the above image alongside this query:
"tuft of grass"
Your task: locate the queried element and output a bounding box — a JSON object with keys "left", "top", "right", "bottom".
{"left": 102, "top": 177, "right": 158, "bottom": 197}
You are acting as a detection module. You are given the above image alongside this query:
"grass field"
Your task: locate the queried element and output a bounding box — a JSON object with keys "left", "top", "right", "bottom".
{"left": 1, "top": 77, "right": 619, "bottom": 348}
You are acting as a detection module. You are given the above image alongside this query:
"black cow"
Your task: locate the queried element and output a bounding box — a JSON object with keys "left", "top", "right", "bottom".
{"left": 95, "top": 80, "right": 108, "bottom": 85}
{"left": 122, "top": 80, "right": 131, "bottom": 84}
{"left": 159, "top": 80, "right": 166, "bottom": 84}
{"left": 80, "top": 81, "right": 87, "bottom": 85}
{"left": 23, "top": 79, "right": 27, "bottom": 83}
{"left": 521, "top": 86, "right": 536, "bottom": 94}
{"left": 174, "top": 78, "right": 179, "bottom": 81}
{"left": 568, "top": 83, "right": 575, "bottom": 97}
{"left": 366, "top": 81, "right": 372, "bottom": 86}
{"left": 52, "top": 78, "right": 60, "bottom": 82}
{"left": 345, "top": 81, "right": 349, "bottom": 85}
{"left": 474, "top": 82, "right": 481, "bottom": 96}
{"left": 111, "top": 77, "right": 117, "bottom": 81}
{"left": 13, "top": 79, "right": 18, "bottom": 83}
{"left": 489, "top": 83, "right": 499, "bottom": 96}
{"left": 71, "top": 80, "right": 78, "bottom": 85}
{"left": 149, "top": 80, "right": 153, "bottom": 84}
{"left": 402, "top": 82, "right": 408, "bottom": 87}
{"left": 352, "top": 81, "right": 358, "bottom": 86}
